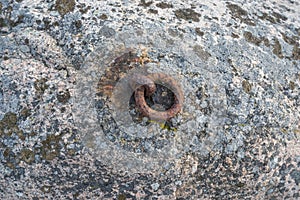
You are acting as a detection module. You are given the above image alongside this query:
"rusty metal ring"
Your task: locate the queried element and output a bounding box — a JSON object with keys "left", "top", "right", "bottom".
{"left": 130, "top": 73, "right": 184, "bottom": 121}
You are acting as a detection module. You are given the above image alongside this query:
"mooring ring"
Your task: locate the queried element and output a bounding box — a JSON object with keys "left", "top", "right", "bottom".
{"left": 130, "top": 73, "right": 184, "bottom": 121}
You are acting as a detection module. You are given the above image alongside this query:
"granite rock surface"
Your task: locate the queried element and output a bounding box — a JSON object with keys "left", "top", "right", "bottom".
{"left": 0, "top": 0, "right": 300, "bottom": 199}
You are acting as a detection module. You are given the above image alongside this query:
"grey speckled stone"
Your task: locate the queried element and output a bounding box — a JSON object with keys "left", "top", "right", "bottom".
{"left": 0, "top": 0, "right": 300, "bottom": 199}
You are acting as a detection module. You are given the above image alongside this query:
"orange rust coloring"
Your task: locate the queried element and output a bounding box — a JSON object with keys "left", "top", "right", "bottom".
{"left": 131, "top": 73, "right": 184, "bottom": 121}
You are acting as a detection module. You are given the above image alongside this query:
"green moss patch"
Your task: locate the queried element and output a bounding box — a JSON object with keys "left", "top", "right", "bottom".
{"left": 174, "top": 8, "right": 201, "bottom": 22}
{"left": 1, "top": 112, "right": 17, "bottom": 128}
{"left": 156, "top": 2, "right": 173, "bottom": 9}
{"left": 243, "top": 31, "right": 269, "bottom": 47}
{"left": 139, "top": 0, "right": 153, "bottom": 8}
{"left": 292, "top": 46, "right": 300, "bottom": 60}
{"left": 226, "top": 3, "right": 255, "bottom": 26}
{"left": 242, "top": 80, "right": 252, "bottom": 94}
{"left": 258, "top": 12, "right": 287, "bottom": 24}
{"left": 20, "top": 148, "right": 35, "bottom": 164}
{"left": 193, "top": 45, "right": 211, "bottom": 61}
{"left": 55, "top": 0, "right": 76, "bottom": 16}
{"left": 272, "top": 38, "right": 283, "bottom": 59}
{"left": 34, "top": 78, "right": 49, "bottom": 97}
{"left": 195, "top": 28, "right": 204, "bottom": 36}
